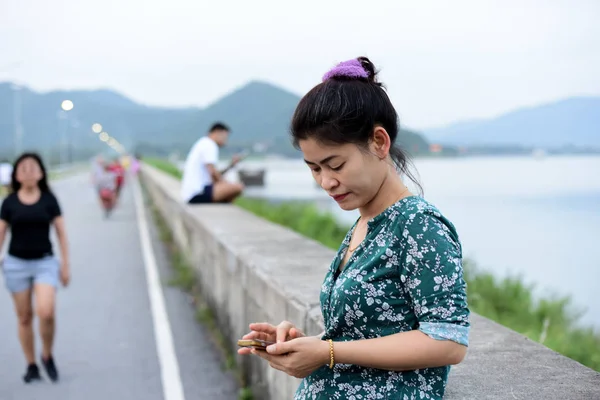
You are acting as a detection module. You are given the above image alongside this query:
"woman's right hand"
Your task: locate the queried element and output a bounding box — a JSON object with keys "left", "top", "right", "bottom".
{"left": 237, "top": 321, "right": 304, "bottom": 355}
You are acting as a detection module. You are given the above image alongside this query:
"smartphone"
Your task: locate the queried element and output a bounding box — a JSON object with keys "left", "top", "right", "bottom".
{"left": 237, "top": 338, "right": 274, "bottom": 350}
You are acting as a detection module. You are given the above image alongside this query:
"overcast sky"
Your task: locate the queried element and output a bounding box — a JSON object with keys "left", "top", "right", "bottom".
{"left": 1, "top": 0, "right": 598, "bottom": 130}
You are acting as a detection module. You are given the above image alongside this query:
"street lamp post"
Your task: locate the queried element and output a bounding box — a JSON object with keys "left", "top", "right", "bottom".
{"left": 11, "top": 84, "right": 23, "bottom": 157}
{"left": 68, "top": 119, "right": 80, "bottom": 163}
{"left": 60, "top": 100, "right": 74, "bottom": 166}
{"left": 92, "top": 123, "right": 103, "bottom": 156}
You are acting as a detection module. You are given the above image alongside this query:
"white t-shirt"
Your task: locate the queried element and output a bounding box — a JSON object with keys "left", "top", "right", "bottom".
{"left": 180, "top": 136, "right": 219, "bottom": 202}
{"left": 0, "top": 163, "right": 13, "bottom": 186}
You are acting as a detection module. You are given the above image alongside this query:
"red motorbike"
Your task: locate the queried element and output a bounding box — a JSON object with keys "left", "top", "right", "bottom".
{"left": 99, "top": 187, "right": 117, "bottom": 218}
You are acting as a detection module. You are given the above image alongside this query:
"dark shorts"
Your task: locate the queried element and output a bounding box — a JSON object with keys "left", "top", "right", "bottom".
{"left": 188, "top": 185, "right": 214, "bottom": 204}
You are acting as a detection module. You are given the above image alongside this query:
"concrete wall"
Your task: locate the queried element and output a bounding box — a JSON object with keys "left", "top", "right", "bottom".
{"left": 140, "top": 164, "right": 600, "bottom": 400}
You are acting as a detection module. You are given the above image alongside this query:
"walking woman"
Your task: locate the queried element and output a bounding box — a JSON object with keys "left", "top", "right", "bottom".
{"left": 239, "top": 57, "right": 470, "bottom": 399}
{"left": 0, "top": 152, "right": 70, "bottom": 383}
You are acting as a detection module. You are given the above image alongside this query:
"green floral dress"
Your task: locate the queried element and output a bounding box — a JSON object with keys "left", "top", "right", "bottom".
{"left": 295, "top": 196, "right": 470, "bottom": 400}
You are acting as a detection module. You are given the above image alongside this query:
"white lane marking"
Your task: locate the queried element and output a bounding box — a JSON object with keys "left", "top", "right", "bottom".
{"left": 132, "top": 176, "right": 186, "bottom": 400}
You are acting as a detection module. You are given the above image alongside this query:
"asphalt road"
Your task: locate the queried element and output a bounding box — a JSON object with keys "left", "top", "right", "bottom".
{"left": 0, "top": 172, "right": 239, "bottom": 400}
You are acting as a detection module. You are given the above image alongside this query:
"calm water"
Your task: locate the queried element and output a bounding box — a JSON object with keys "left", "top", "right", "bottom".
{"left": 215, "top": 155, "right": 600, "bottom": 328}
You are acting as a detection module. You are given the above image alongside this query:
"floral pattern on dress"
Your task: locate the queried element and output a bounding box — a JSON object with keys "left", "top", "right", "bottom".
{"left": 295, "top": 196, "right": 470, "bottom": 400}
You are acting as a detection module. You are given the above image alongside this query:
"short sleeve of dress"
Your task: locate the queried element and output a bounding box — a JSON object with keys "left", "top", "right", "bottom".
{"left": 47, "top": 193, "right": 62, "bottom": 219}
{"left": 398, "top": 208, "right": 470, "bottom": 346}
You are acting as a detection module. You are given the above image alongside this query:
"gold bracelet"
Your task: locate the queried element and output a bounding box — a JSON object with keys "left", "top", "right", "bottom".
{"left": 328, "top": 339, "right": 335, "bottom": 369}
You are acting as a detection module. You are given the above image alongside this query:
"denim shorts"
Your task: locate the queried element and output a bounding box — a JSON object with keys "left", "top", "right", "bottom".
{"left": 2, "top": 255, "right": 60, "bottom": 293}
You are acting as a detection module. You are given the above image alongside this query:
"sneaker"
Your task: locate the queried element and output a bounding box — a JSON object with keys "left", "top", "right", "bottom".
{"left": 41, "top": 355, "right": 59, "bottom": 382}
{"left": 23, "top": 364, "right": 42, "bottom": 383}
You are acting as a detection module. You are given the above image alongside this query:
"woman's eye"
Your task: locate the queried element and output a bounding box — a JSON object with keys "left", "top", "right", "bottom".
{"left": 331, "top": 164, "right": 344, "bottom": 171}
{"left": 310, "top": 167, "right": 321, "bottom": 173}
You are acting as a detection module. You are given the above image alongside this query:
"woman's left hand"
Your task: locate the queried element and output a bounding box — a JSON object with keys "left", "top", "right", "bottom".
{"left": 252, "top": 336, "right": 330, "bottom": 379}
{"left": 60, "top": 262, "right": 70, "bottom": 287}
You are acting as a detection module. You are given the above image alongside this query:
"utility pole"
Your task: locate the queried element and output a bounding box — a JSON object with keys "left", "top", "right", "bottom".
{"left": 12, "top": 84, "right": 23, "bottom": 157}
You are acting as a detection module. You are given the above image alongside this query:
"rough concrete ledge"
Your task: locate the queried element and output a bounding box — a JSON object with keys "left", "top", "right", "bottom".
{"left": 140, "top": 164, "right": 600, "bottom": 400}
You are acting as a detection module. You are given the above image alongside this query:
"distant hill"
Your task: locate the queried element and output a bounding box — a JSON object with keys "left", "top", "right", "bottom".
{"left": 424, "top": 97, "right": 600, "bottom": 149}
{"left": 167, "top": 81, "right": 303, "bottom": 156}
{"left": 0, "top": 80, "right": 431, "bottom": 162}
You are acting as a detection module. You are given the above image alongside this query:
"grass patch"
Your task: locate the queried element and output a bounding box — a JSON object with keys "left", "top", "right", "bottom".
{"left": 195, "top": 306, "right": 237, "bottom": 370}
{"left": 144, "top": 185, "right": 253, "bottom": 399}
{"left": 145, "top": 158, "right": 600, "bottom": 372}
{"left": 464, "top": 261, "right": 600, "bottom": 370}
{"left": 237, "top": 388, "right": 254, "bottom": 400}
{"left": 145, "top": 157, "right": 182, "bottom": 179}
{"left": 168, "top": 250, "right": 196, "bottom": 292}
{"left": 234, "top": 197, "right": 348, "bottom": 250}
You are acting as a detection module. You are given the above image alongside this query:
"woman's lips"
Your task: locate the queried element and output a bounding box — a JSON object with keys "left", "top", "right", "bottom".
{"left": 331, "top": 193, "right": 350, "bottom": 202}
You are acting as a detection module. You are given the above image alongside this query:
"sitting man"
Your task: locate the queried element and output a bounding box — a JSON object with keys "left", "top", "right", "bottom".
{"left": 181, "top": 122, "right": 244, "bottom": 204}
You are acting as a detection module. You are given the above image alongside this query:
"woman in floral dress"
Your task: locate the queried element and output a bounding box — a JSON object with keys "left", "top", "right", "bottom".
{"left": 238, "top": 57, "right": 470, "bottom": 399}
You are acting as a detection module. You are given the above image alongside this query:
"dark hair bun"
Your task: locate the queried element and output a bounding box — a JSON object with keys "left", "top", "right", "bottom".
{"left": 356, "top": 56, "right": 380, "bottom": 85}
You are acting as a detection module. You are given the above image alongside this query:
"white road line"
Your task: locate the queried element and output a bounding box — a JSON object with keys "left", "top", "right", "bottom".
{"left": 132, "top": 176, "right": 186, "bottom": 400}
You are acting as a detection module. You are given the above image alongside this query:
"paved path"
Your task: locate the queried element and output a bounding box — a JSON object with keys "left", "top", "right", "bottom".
{"left": 0, "top": 173, "right": 239, "bottom": 400}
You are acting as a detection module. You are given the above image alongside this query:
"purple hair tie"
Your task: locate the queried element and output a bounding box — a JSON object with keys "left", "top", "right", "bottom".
{"left": 322, "top": 59, "right": 368, "bottom": 82}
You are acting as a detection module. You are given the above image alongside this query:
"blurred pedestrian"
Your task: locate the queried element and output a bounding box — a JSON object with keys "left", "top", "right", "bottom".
{"left": 0, "top": 152, "right": 70, "bottom": 383}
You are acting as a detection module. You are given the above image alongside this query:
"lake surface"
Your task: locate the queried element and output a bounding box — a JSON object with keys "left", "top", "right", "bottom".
{"left": 213, "top": 155, "right": 600, "bottom": 329}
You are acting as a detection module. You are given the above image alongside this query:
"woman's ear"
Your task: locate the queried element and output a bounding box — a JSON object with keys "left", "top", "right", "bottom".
{"left": 370, "top": 127, "right": 392, "bottom": 159}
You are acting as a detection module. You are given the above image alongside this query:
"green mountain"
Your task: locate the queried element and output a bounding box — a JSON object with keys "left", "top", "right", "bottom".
{"left": 0, "top": 81, "right": 431, "bottom": 162}
{"left": 166, "top": 81, "right": 303, "bottom": 157}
